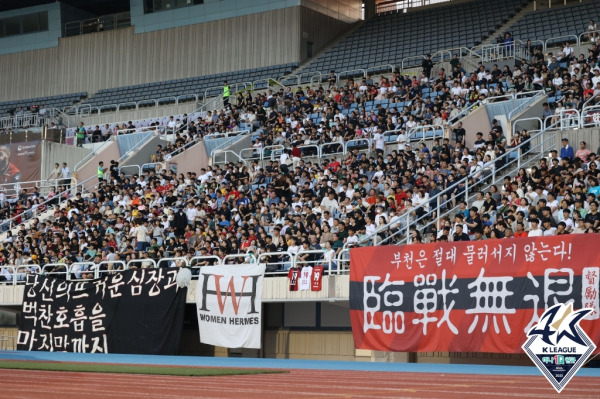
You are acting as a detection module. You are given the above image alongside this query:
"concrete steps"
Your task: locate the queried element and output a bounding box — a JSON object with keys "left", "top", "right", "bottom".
{"left": 480, "top": 1, "right": 536, "bottom": 46}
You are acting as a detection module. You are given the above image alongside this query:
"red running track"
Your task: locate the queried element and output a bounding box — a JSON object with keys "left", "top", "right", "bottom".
{"left": 0, "top": 368, "right": 598, "bottom": 399}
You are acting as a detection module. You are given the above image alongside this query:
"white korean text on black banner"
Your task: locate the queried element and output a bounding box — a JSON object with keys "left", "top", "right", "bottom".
{"left": 17, "top": 268, "right": 187, "bottom": 354}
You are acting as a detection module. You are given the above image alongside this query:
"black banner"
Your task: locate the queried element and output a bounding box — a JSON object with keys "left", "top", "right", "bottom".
{"left": 17, "top": 268, "right": 187, "bottom": 355}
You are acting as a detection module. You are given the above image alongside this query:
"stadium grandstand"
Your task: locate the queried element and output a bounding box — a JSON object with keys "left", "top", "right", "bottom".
{"left": 0, "top": 0, "right": 600, "bottom": 372}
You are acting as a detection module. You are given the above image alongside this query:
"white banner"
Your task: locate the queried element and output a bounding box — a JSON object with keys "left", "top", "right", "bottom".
{"left": 196, "top": 263, "right": 265, "bottom": 349}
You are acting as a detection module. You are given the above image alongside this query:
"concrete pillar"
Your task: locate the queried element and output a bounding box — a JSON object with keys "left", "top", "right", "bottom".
{"left": 363, "top": 0, "right": 376, "bottom": 20}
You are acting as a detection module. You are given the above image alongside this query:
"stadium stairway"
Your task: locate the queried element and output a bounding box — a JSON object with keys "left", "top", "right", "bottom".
{"left": 479, "top": 0, "right": 535, "bottom": 47}
{"left": 281, "top": 19, "right": 367, "bottom": 85}
{"left": 119, "top": 134, "right": 165, "bottom": 171}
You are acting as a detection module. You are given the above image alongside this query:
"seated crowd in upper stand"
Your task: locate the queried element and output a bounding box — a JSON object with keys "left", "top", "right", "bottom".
{"left": 2, "top": 38, "right": 600, "bottom": 277}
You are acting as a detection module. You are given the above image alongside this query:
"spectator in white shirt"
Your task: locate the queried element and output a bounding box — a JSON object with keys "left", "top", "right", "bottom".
{"left": 528, "top": 219, "right": 543, "bottom": 237}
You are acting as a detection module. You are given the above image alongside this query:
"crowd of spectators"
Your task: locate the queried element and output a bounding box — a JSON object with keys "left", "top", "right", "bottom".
{"left": 73, "top": 37, "right": 600, "bottom": 167}
{"left": 1, "top": 128, "right": 600, "bottom": 281}
{"left": 3, "top": 37, "right": 600, "bottom": 280}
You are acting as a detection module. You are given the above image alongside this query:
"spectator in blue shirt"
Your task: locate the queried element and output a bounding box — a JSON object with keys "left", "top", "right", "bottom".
{"left": 560, "top": 138, "right": 574, "bottom": 161}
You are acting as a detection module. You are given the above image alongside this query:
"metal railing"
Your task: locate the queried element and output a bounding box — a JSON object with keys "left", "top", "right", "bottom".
{"left": 160, "top": 136, "right": 203, "bottom": 164}
{"left": 512, "top": 117, "right": 544, "bottom": 135}
{"left": 407, "top": 124, "right": 444, "bottom": 141}
{"left": 187, "top": 94, "right": 224, "bottom": 132}
{"left": 353, "top": 118, "right": 563, "bottom": 248}
{"left": 216, "top": 127, "right": 452, "bottom": 167}
{"left": 73, "top": 139, "right": 113, "bottom": 171}
{"left": 116, "top": 125, "right": 165, "bottom": 136}
{"left": 76, "top": 91, "right": 201, "bottom": 116}
{"left": 337, "top": 69, "right": 367, "bottom": 81}
{"left": 507, "top": 92, "right": 545, "bottom": 120}
{"left": 207, "top": 131, "right": 250, "bottom": 157}
{"left": 256, "top": 252, "right": 294, "bottom": 276}
{"left": 190, "top": 255, "right": 221, "bottom": 269}
{"left": 211, "top": 149, "right": 248, "bottom": 167}
{"left": 544, "top": 35, "right": 578, "bottom": 49}
{"left": 293, "top": 249, "right": 334, "bottom": 273}
{"left": 366, "top": 64, "right": 395, "bottom": 75}
{"left": 0, "top": 178, "right": 77, "bottom": 234}
{"left": 223, "top": 253, "right": 256, "bottom": 265}
{"left": 0, "top": 265, "right": 41, "bottom": 285}
{"left": 581, "top": 105, "right": 600, "bottom": 128}
{"left": 203, "top": 82, "right": 251, "bottom": 101}
{"left": 401, "top": 55, "right": 425, "bottom": 70}
{"left": 0, "top": 250, "right": 347, "bottom": 285}
{"left": 0, "top": 114, "right": 52, "bottom": 129}
{"left": 580, "top": 30, "right": 600, "bottom": 44}
{"left": 448, "top": 100, "right": 481, "bottom": 125}
{"left": 64, "top": 12, "right": 131, "bottom": 37}
{"left": 479, "top": 42, "right": 530, "bottom": 63}
{"left": 127, "top": 259, "right": 157, "bottom": 269}
{"left": 117, "top": 130, "right": 157, "bottom": 163}
{"left": 556, "top": 109, "right": 581, "bottom": 130}
{"left": 376, "top": 0, "right": 454, "bottom": 13}
{"left": 0, "top": 334, "right": 16, "bottom": 350}
{"left": 0, "top": 177, "right": 74, "bottom": 201}
{"left": 157, "top": 257, "right": 189, "bottom": 268}
{"left": 96, "top": 261, "right": 127, "bottom": 277}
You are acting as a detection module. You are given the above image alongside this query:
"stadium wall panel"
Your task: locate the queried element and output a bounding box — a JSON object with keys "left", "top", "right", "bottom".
{"left": 264, "top": 330, "right": 360, "bottom": 361}
{"left": 77, "top": 103, "right": 198, "bottom": 127}
{"left": 120, "top": 135, "right": 165, "bottom": 170}
{"left": 0, "top": 7, "right": 303, "bottom": 102}
{"left": 300, "top": 6, "right": 358, "bottom": 62}
{"left": 40, "top": 140, "right": 93, "bottom": 185}
{"left": 166, "top": 140, "right": 209, "bottom": 175}
{"left": 73, "top": 140, "right": 120, "bottom": 188}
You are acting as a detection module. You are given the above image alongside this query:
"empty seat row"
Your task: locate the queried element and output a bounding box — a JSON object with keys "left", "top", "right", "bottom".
{"left": 81, "top": 63, "right": 299, "bottom": 108}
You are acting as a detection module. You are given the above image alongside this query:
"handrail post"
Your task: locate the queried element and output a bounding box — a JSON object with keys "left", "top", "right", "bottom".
{"left": 436, "top": 195, "right": 441, "bottom": 231}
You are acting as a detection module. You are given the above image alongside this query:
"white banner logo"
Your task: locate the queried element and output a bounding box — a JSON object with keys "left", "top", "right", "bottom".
{"left": 196, "top": 264, "right": 265, "bottom": 349}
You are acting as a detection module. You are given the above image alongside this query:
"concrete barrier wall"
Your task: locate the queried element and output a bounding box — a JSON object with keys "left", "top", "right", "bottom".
{"left": 120, "top": 135, "right": 165, "bottom": 171}
{"left": 264, "top": 330, "right": 359, "bottom": 361}
{"left": 0, "top": 327, "right": 18, "bottom": 350}
{"left": 74, "top": 140, "right": 120, "bottom": 189}
{"left": 79, "top": 103, "right": 199, "bottom": 127}
{"left": 167, "top": 141, "right": 209, "bottom": 175}
{"left": 0, "top": 285, "right": 24, "bottom": 307}
{"left": 546, "top": 127, "right": 600, "bottom": 157}
{"left": 462, "top": 106, "right": 491, "bottom": 148}
{"left": 508, "top": 94, "right": 547, "bottom": 138}
{"left": 40, "top": 141, "right": 91, "bottom": 183}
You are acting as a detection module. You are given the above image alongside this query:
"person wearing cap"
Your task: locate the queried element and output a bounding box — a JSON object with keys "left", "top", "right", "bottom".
{"left": 560, "top": 138, "right": 574, "bottom": 161}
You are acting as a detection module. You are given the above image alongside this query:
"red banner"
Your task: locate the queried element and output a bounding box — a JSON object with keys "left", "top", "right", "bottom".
{"left": 350, "top": 235, "right": 600, "bottom": 353}
{"left": 0, "top": 140, "right": 41, "bottom": 182}
{"left": 0, "top": 141, "right": 42, "bottom": 198}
